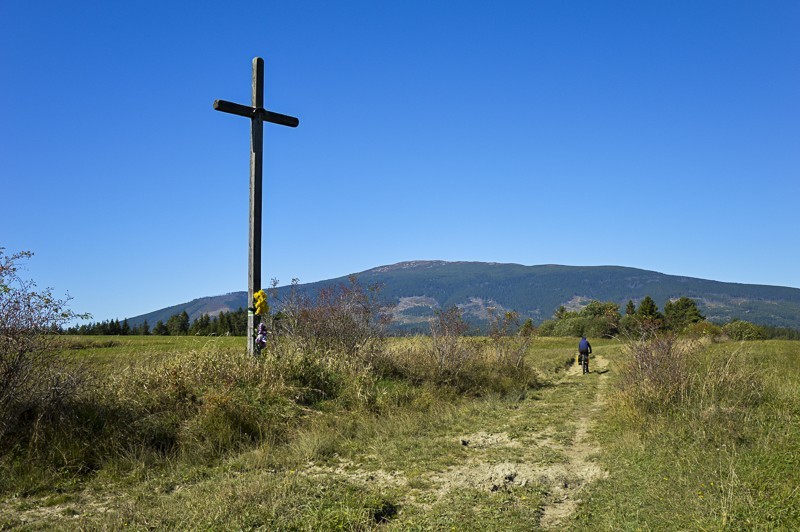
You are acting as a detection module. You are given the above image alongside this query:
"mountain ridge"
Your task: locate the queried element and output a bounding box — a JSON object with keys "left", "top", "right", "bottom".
{"left": 125, "top": 261, "right": 800, "bottom": 331}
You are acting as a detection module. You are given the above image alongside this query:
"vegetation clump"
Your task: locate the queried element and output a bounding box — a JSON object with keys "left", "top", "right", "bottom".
{"left": 374, "top": 306, "right": 539, "bottom": 395}
{"left": 538, "top": 300, "right": 622, "bottom": 338}
{"left": 574, "top": 330, "right": 800, "bottom": 530}
{"left": 616, "top": 334, "right": 763, "bottom": 419}
{"left": 538, "top": 294, "right": 789, "bottom": 341}
{"left": 0, "top": 249, "right": 90, "bottom": 460}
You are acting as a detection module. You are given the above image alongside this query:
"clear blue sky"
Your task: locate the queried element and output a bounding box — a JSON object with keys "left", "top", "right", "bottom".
{"left": 2, "top": 1, "right": 798, "bottom": 323}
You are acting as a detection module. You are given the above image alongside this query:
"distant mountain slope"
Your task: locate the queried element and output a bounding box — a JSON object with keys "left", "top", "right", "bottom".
{"left": 126, "top": 261, "right": 800, "bottom": 331}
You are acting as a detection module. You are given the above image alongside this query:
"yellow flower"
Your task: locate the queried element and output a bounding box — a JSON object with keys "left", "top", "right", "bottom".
{"left": 253, "top": 290, "right": 269, "bottom": 315}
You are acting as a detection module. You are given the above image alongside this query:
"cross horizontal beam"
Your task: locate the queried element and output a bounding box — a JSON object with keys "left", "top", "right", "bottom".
{"left": 213, "top": 99, "right": 299, "bottom": 128}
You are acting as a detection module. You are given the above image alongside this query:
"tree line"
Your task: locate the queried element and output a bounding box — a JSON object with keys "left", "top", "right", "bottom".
{"left": 66, "top": 308, "right": 250, "bottom": 337}
{"left": 538, "top": 295, "right": 799, "bottom": 340}
{"left": 67, "top": 296, "right": 799, "bottom": 341}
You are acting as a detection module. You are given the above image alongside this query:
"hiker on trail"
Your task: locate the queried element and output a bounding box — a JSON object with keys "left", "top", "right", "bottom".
{"left": 578, "top": 336, "right": 592, "bottom": 374}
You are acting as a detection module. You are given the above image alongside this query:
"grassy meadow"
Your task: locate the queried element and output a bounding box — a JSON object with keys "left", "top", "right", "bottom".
{"left": 574, "top": 338, "right": 800, "bottom": 529}
{"left": 0, "top": 334, "right": 797, "bottom": 529}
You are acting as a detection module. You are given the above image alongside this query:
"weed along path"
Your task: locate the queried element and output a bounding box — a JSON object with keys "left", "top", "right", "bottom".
{"left": 301, "top": 352, "right": 612, "bottom": 529}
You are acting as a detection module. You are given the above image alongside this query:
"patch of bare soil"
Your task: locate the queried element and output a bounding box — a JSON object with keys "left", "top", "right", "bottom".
{"left": 459, "top": 430, "right": 521, "bottom": 450}
{"left": 305, "top": 459, "right": 409, "bottom": 490}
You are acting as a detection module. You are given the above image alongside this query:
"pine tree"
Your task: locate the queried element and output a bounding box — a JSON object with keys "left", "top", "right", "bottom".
{"left": 637, "top": 296, "right": 661, "bottom": 319}
{"left": 216, "top": 312, "right": 230, "bottom": 335}
{"left": 179, "top": 311, "right": 190, "bottom": 334}
{"left": 664, "top": 297, "right": 704, "bottom": 331}
{"left": 636, "top": 296, "right": 664, "bottom": 331}
{"left": 519, "top": 318, "right": 535, "bottom": 337}
{"left": 166, "top": 311, "right": 190, "bottom": 335}
{"left": 232, "top": 307, "right": 247, "bottom": 336}
{"left": 153, "top": 320, "right": 168, "bottom": 335}
{"left": 189, "top": 314, "right": 211, "bottom": 335}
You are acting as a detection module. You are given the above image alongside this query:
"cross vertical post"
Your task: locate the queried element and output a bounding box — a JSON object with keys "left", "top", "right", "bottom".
{"left": 249, "top": 57, "right": 264, "bottom": 358}
{"left": 214, "top": 57, "right": 299, "bottom": 356}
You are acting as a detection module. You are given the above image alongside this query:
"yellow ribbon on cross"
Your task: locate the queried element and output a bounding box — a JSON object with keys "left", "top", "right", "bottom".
{"left": 253, "top": 289, "right": 269, "bottom": 316}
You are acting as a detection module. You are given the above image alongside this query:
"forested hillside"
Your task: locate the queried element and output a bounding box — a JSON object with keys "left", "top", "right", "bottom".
{"left": 124, "top": 261, "right": 800, "bottom": 331}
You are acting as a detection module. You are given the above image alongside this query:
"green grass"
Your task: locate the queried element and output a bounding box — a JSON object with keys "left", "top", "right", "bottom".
{"left": 2, "top": 335, "right": 796, "bottom": 530}
{"left": 57, "top": 335, "right": 245, "bottom": 368}
{"left": 571, "top": 339, "right": 800, "bottom": 530}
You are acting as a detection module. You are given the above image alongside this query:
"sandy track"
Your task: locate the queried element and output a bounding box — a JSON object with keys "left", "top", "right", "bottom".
{"left": 538, "top": 354, "right": 609, "bottom": 528}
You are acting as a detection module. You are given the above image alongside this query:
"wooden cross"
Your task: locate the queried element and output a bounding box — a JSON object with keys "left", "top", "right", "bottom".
{"left": 213, "top": 57, "right": 299, "bottom": 356}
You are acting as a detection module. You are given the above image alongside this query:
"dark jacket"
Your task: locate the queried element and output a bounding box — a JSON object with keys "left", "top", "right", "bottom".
{"left": 579, "top": 338, "right": 592, "bottom": 354}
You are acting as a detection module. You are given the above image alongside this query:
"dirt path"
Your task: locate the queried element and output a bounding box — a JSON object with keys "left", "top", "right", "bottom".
{"left": 303, "top": 353, "right": 612, "bottom": 529}
{"left": 538, "top": 354, "right": 609, "bottom": 528}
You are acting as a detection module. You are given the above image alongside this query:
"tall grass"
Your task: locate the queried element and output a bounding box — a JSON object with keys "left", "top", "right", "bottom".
{"left": 2, "top": 274, "right": 547, "bottom": 503}
{"left": 615, "top": 335, "right": 765, "bottom": 434}
{"left": 375, "top": 335, "right": 539, "bottom": 395}
{"left": 616, "top": 334, "right": 693, "bottom": 413}
{"left": 0, "top": 325, "right": 541, "bottom": 498}
{"left": 574, "top": 337, "right": 799, "bottom": 529}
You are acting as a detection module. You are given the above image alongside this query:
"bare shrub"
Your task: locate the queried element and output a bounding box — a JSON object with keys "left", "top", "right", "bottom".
{"left": 0, "top": 249, "right": 90, "bottom": 447}
{"left": 616, "top": 333, "right": 765, "bottom": 438}
{"left": 487, "top": 309, "right": 530, "bottom": 372}
{"left": 428, "top": 306, "right": 477, "bottom": 384}
{"left": 485, "top": 309, "right": 540, "bottom": 393}
{"left": 617, "top": 334, "right": 692, "bottom": 414}
{"left": 371, "top": 308, "right": 475, "bottom": 388}
{"left": 262, "top": 276, "right": 394, "bottom": 409}
{"left": 270, "top": 276, "right": 391, "bottom": 363}
{"left": 376, "top": 307, "right": 539, "bottom": 395}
